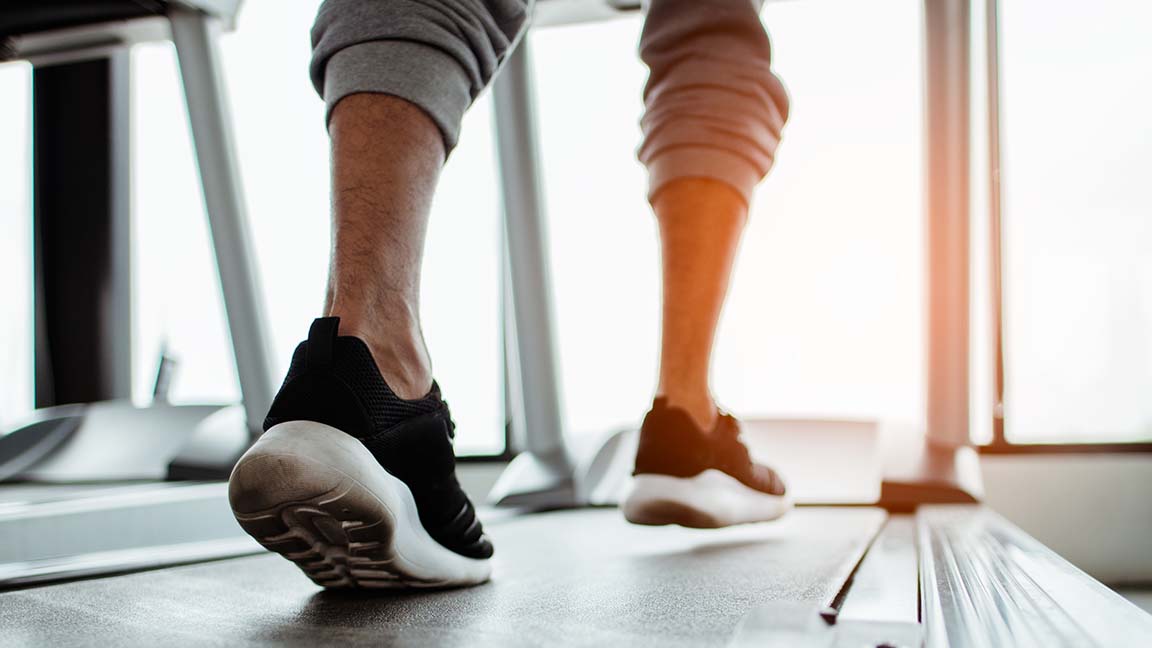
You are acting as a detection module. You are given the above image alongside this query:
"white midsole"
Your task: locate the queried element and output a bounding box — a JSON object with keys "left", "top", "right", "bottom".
{"left": 622, "top": 469, "right": 793, "bottom": 526}
{"left": 232, "top": 421, "right": 491, "bottom": 585}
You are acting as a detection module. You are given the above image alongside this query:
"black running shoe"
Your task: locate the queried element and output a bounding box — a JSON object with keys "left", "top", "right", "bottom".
{"left": 622, "top": 398, "right": 792, "bottom": 528}
{"left": 228, "top": 317, "right": 492, "bottom": 589}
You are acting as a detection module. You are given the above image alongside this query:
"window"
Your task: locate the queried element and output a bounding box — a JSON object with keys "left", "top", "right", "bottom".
{"left": 0, "top": 63, "right": 32, "bottom": 427}
{"left": 988, "top": 0, "right": 1152, "bottom": 445}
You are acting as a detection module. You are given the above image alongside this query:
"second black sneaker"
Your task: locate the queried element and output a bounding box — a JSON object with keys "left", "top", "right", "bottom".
{"left": 622, "top": 398, "right": 792, "bottom": 528}
{"left": 228, "top": 317, "right": 492, "bottom": 589}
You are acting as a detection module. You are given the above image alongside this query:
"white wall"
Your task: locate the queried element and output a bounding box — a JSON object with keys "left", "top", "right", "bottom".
{"left": 981, "top": 454, "right": 1152, "bottom": 584}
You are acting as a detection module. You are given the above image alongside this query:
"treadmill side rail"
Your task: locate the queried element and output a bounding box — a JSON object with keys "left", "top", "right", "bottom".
{"left": 919, "top": 505, "right": 1152, "bottom": 648}
{"left": 0, "top": 482, "right": 260, "bottom": 588}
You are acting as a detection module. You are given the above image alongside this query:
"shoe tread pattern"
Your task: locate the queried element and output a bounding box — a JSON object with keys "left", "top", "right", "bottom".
{"left": 232, "top": 477, "right": 454, "bottom": 589}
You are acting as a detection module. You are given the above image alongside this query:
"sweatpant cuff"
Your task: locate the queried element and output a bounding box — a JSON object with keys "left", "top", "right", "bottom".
{"left": 645, "top": 147, "right": 764, "bottom": 206}
{"left": 322, "top": 40, "right": 472, "bottom": 152}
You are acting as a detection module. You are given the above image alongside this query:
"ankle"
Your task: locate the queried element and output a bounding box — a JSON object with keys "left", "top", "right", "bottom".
{"left": 330, "top": 315, "right": 433, "bottom": 400}
{"left": 365, "top": 341, "right": 433, "bottom": 400}
{"left": 657, "top": 390, "right": 717, "bottom": 431}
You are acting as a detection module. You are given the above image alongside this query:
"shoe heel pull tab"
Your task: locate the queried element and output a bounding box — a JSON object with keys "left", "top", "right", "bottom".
{"left": 307, "top": 317, "right": 340, "bottom": 369}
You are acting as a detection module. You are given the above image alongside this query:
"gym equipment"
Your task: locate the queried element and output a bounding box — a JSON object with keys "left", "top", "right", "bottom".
{"left": 0, "top": 481, "right": 254, "bottom": 587}
{"left": 0, "top": 0, "right": 273, "bottom": 483}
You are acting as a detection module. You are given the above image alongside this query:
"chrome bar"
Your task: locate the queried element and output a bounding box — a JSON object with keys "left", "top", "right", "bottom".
{"left": 489, "top": 38, "right": 575, "bottom": 505}
{"left": 169, "top": 7, "right": 275, "bottom": 439}
{"left": 923, "top": 0, "right": 972, "bottom": 447}
{"left": 985, "top": 0, "right": 1007, "bottom": 444}
{"left": 918, "top": 506, "right": 1152, "bottom": 647}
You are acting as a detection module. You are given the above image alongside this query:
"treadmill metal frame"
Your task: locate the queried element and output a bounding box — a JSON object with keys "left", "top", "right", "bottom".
{"left": 487, "top": 38, "right": 576, "bottom": 507}
{"left": 0, "top": 482, "right": 259, "bottom": 588}
{"left": 922, "top": 0, "right": 971, "bottom": 450}
{"left": 168, "top": 3, "right": 276, "bottom": 443}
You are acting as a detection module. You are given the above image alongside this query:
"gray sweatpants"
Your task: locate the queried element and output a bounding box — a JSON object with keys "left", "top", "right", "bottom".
{"left": 309, "top": 0, "right": 788, "bottom": 204}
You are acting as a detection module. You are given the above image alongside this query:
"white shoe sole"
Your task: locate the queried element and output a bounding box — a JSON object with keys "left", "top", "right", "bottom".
{"left": 228, "top": 421, "right": 491, "bottom": 589}
{"left": 621, "top": 469, "right": 793, "bottom": 528}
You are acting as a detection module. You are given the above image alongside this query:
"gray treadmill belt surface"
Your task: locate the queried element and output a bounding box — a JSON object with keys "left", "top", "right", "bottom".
{"left": 0, "top": 507, "right": 884, "bottom": 647}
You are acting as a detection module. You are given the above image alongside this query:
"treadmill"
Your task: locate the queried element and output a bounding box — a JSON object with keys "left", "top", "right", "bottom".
{"left": 2, "top": 1, "right": 1151, "bottom": 646}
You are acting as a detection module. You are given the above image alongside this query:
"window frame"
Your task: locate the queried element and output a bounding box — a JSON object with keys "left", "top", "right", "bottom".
{"left": 974, "top": 0, "right": 1152, "bottom": 456}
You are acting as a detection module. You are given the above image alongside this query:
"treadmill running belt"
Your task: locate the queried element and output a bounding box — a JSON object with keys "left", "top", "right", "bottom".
{"left": 0, "top": 507, "right": 884, "bottom": 647}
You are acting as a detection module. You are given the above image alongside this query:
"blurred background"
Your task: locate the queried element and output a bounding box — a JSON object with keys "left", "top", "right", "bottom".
{"left": 1, "top": 0, "right": 1150, "bottom": 458}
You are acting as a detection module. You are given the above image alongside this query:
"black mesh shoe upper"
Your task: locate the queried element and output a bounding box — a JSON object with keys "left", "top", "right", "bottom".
{"left": 263, "top": 317, "right": 492, "bottom": 560}
{"left": 633, "top": 398, "right": 787, "bottom": 497}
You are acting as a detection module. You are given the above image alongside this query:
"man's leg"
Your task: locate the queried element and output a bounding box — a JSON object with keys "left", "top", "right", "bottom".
{"left": 314, "top": 0, "right": 532, "bottom": 399}
{"left": 624, "top": 0, "right": 792, "bottom": 528}
{"left": 652, "top": 179, "right": 748, "bottom": 430}
{"left": 228, "top": 0, "right": 531, "bottom": 589}
{"left": 324, "top": 95, "right": 443, "bottom": 400}
{"left": 641, "top": 0, "right": 789, "bottom": 430}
